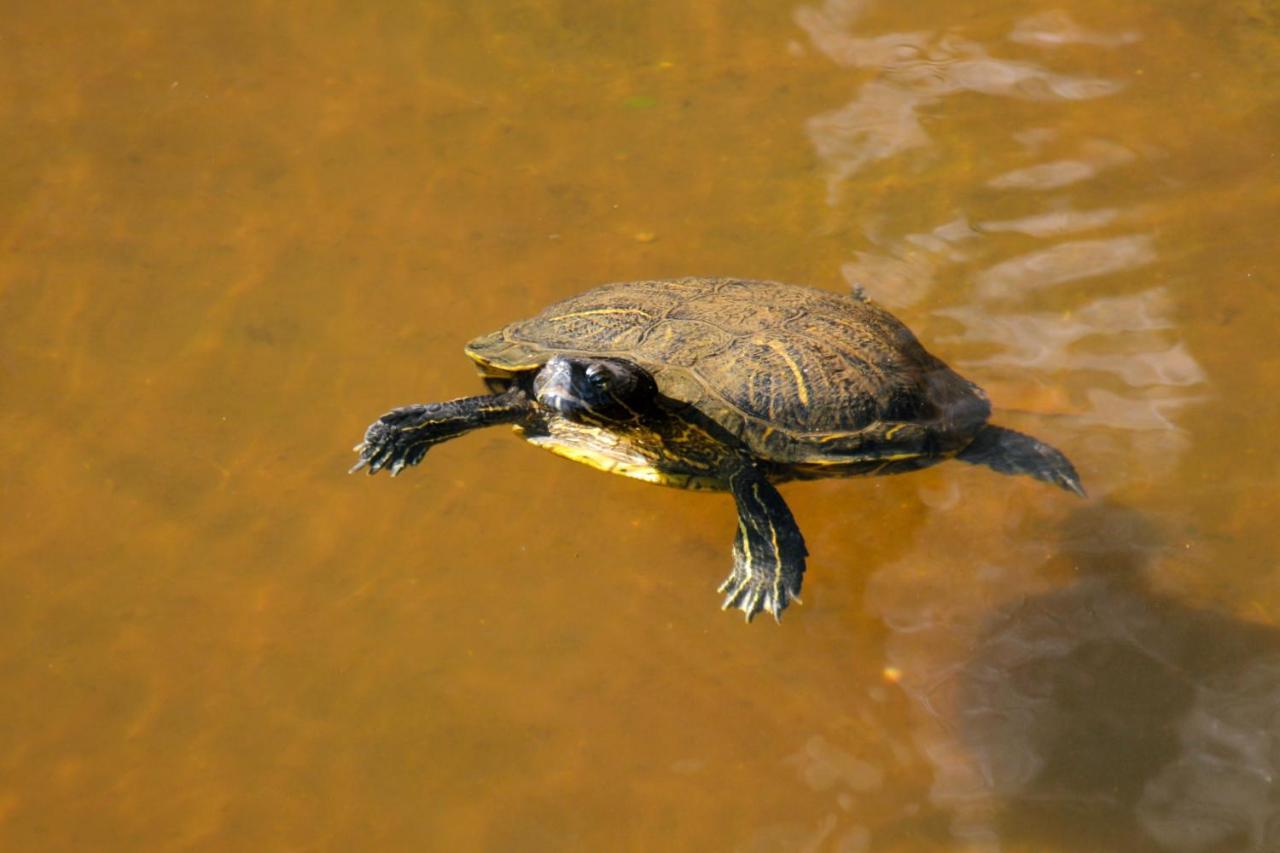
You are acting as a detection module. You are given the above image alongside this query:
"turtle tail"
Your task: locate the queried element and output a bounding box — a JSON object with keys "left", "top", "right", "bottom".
{"left": 955, "top": 425, "right": 1085, "bottom": 497}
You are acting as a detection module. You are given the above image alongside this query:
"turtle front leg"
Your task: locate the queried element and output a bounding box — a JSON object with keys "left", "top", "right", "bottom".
{"left": 718, "top": 461, "right": 808, "bottom": 623}
{"left": 351, "top": 387, "right": 530, "bottom": 476}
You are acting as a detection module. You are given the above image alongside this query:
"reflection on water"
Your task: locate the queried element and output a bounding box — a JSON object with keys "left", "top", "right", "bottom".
{"left": 972, "top": 505, "right": 1280, "bottom": 851}
{"left": 799, "top": 0, "right": 1206, "bottom": 486}
{"left": 1009, "top": 10, "right": 1141, "bottom": 49}
{"left": 972, "top": 234, "right": 1155, "bottom": 299}
{"left": 3, "top": 0, "right": 1279, "bottom": 849}
{"left": 797, "top": 0, "right": 1124, "bottom": 204}
{"left": 795, "top": 3, "right": 1273, "bottom": 849}
{"left": 986, "top": 139, "right": 1135, "bottom": 192}
{"left": 875, "top": 502, "right": 1280, "bottom": 851}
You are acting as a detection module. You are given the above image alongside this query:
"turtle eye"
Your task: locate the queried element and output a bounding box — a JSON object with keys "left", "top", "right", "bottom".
{"left": 585, "top": 363, "right": 611, "bottom": 390}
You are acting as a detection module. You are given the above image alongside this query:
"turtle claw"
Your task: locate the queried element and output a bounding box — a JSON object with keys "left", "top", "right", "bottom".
{"left": 717, "top": 570, "right": 797, "bottom": 623}
{"left": 350, "top": 416, "right": 432, "bottom": 477}
{"left": 722, "top": 463, "right": 807, "bottom": 624}
{"left": 350, "top": 394, "right": 532, "bottom": 478}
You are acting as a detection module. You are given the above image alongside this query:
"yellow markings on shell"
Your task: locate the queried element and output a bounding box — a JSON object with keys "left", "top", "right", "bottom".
{"left": 817, "top": 430, "right": 865, "bottom": 443}
{"left": 465, "top": 349, "right": 540, "bottom": 373}
{"left": 768, "top": 340, "right": 809, "bottom": 406}
{"left": 554, "top": 307, "right": 653, "bottom": 321}
{"left": 883, "top": 424, "right": 907, "bottom": 440}
{"left": 795, "top": 449, "right": 923, "bottom": 471}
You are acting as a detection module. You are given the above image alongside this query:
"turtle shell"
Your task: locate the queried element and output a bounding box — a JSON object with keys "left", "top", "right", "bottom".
{"left": 465, "top": 278, "right": 990, "bottom": 464}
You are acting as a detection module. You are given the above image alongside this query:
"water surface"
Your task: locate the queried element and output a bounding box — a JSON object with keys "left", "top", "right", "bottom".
{"left": 3, "top": 1, "right": 1279, "bottom": 850}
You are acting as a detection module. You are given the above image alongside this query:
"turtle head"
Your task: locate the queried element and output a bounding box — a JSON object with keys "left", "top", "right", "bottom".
{"left": 532, "top": 356, "right": 657, "bottom": 424}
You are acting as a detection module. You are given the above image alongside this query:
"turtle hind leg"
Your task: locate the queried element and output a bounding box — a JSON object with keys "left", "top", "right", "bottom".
{"left": 351, "top": 387, "right": 529, "bottom": 476}
{"left": 718, "top": 462, "right": 809, "bottom": 623}
{"left": 955, "top": 424, "right": 1085, "bottom": 497}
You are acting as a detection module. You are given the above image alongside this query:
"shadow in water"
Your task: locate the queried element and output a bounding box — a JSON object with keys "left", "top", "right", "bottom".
{"left": 955, "top": 502, "right": 1280, "bottom": 852}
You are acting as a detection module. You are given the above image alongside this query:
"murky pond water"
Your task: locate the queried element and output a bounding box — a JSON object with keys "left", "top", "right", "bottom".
{"left": 4, "top": 1, "right": 1279, "bottom": 850}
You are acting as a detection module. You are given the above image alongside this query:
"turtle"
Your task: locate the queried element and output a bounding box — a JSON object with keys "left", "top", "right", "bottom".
{"left": 351, "top": 277, "right": 1083, "bottom": 622}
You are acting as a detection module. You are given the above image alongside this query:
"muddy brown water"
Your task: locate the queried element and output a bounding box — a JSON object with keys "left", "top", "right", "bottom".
{"left": 3, "top": 1, "right": 1279, "bottom": 850}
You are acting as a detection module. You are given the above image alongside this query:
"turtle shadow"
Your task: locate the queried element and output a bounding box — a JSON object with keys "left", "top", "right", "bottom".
{"left": 952, "top": 501, "right": 1280, "bottom": 852}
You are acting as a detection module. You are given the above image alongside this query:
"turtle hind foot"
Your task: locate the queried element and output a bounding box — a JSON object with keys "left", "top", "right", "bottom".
{"left": 956, "top": 424, "right": 1085, "bottom": 497}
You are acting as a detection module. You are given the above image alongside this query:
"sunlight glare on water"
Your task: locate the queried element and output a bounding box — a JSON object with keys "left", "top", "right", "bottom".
{"left": 2, "top": 0, "right": 1279, "bottom": 850}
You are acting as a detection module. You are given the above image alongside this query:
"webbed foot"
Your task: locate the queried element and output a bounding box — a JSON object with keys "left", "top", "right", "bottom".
{"left": 720, "top": 463, "right": 808, "bottom": 623}
{"left": 718, "top": 536, "right": 804, "bottom": 622}
{"left": 350, "top": 406, "right": 437, "bottom": 476}
{"left": 350, "top": 389, "right": 531, "bottom": 477}
{"left": 955, "top": 424, "right": 1085, "bottom": 497}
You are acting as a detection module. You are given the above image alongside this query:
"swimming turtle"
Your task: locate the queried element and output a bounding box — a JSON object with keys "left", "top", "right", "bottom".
{"left": 351, "top": 277, "right": 1083, "bottom": 622}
